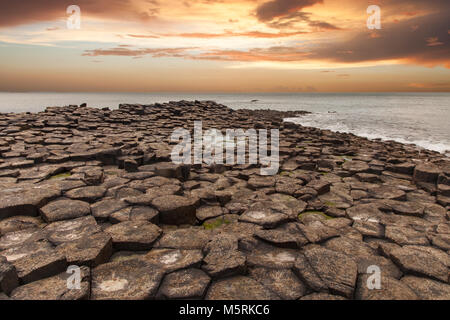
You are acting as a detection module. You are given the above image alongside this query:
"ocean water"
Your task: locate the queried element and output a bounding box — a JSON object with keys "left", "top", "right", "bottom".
{"left": 0, "top": 92, "right": 449, "bottom": 154}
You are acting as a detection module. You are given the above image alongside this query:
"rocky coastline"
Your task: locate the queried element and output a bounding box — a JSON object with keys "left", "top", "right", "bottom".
{"left": 0, "top": 100, "right": 449, "bottom": 300}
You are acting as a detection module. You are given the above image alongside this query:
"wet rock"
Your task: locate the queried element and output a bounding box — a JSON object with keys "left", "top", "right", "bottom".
{"left": 157, "top": 268, "right": 210, "bottom": 299}
{"left": 151, "top": 195, "right": 197, "bottom": 225}
{"left": 249, "top": 267, "right": 307, "bottom": 300}
{"left": 11, "top": 266, "right": 90, "bottom": 300}
{"left": 56, "top": 232, "right": 113, "bottom": 267}
{"left": 105, "top": 221, "right": 161, "bottom": 251}
{"left": 91, "top": 258, "right": 164, "bottom": 300}
{"left": 205, "top": 276, "right": 280, "bottom": 300}
{"left": 40, "top": 199, "right": 91, "bottom": 222}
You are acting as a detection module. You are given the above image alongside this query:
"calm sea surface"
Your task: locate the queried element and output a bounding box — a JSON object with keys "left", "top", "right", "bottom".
{"left": 0, "top": 92, "right": 449, "bottom": 154}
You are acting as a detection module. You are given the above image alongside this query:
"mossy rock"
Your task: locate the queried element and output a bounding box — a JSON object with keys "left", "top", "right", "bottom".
{"left": 324, "top": 201, "right": 336, "bottom": 207}
{"left": 49, "top": 172, "right": 71, "bottom": 180}
{"left": 203, "top": 218, "right": 231, "bottom": 230}
{"left": 298, "top": 211, "right": 333, "bottom": 221}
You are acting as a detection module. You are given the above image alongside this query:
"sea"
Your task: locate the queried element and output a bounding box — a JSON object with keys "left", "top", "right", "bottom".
{"left": 0, "top": 92, "right": 449, "bottom": 154}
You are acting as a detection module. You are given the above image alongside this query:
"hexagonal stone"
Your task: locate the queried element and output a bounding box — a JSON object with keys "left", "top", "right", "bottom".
{"left": 206, "top": 276, "right": 280, "bottom": 300}
{"left": 246, "top": 244, "right": 298, "bottom": 269}
{"left": 12, "top": 249, "right": 67, "bottom": 284}
{"left": 91, "top": 198, "right": 128, "bottom": 220}
{"left": 196, "top": 205, "right": 226, "bottom": 221}
{"left": 385, "top": 225, "right": 429, "bottom": 246}
{"left": 294, "top": 246, "right": 358, "bottom": 299}
{"left": 0, "top": 228, "right": 47, "bottom": 251}
{"left": 369, "top": 185, "right": 406, "bottom": 201}
{"left": 239, "top": 201, "right": 290, "bottom": 228}
{"left": 0, "top": 186, "right": 61, "bottom": 219}
{"left": 154, "top": 227, "right": 214, "bottom": 250}
{"left": 0, "top": 241, "right": 53, "bottom": 263}
{"left": 65, "top": 186, "right": 106, "bottom": 203}
{"left": 269, "top": 193, "right": 307, "bottom": 218}
{"left": 40, "top": 199, "right": 91, "bottom": 222}
{"left": 254, "top": 222, "right": 309, "bottom": 249}
{"left": 109, "top": 206, "right": 159, "bottom": 224}
{"left": 413, "top": 163, "right": 441, "bottom": 183}
{"left": 249, "top": 267, "right": 307, "bottom": 300}
{"left": 306, "top": 178, "right": 331, "bottom": 195}
{"left": 105, "top": 221, "right": 161, "bottom": 251}
{"left": 389, "top": 246, "right": 448, "bottom": 283}
{"left": 157, "top": 268, "right": 210, "bottom": 299}
{"left": 248, "top": 176, "right": 276, "bottom": 189}
{"left": 342, "top": 160, "right": 369, "bottom": 174}
{"left": 0, "top": 216, "right": 44, "bottom": 236}
{"left": 143, "top": 249, "right": 203, "bottom": 273}
{"left": 388, "top": 201, "right": 424, "bottom": 217}
{"left": 0, "top": 258, "right": 19, "bottom": 295}
{"left": 151, "top": 195, "right": 197, "bottom": 225}
{"left": 56, "top": 232, "right": 113, "bottom": 267}
{"left": 401, "top": 276, "right": 450, "bottom": 300}
{"left": 202, "top": 234, "right": 246, "bottom": 278}
{"left": 324, "top": 236, "right": 402, "bottom": 279}
{"left": 45, "top": 216, "right": 102, "bottom": 245}
{"left": 11, "top": 266, "right": 90, "bottom": 300}
{"left": 91, "top": 258, "right": 164, "bottom": 300}
{"left": 355, "top": 274, "right": 418, "bottom": 300}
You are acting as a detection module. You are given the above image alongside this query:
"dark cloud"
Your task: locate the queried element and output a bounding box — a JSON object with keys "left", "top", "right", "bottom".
{"left": 0, "top": 0, "right": 158, "bottom": 27}
{"left": 256, "top": 0, "right": 323, "bottom": 22}
{"left": 311, "top": 10, "right": 450, "bottom": 67}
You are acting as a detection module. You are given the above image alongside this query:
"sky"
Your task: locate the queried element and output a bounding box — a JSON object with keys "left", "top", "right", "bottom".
{"left": 0, "top": 0, "right": 449, "bottom": 92}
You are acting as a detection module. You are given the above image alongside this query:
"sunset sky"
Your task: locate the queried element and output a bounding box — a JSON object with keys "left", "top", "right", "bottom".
{"left": 0, "top": 0, "right": 449, "bottom": 92}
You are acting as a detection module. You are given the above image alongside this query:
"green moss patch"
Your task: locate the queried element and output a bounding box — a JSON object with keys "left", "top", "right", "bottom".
{"left": 203, "top": 218, "right": 231, "bottom": 230}
{"left": 49, "top": 172, "right": 71, "bottom": 180}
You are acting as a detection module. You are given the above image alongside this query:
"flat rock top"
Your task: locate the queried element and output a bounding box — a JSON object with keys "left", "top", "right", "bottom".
{"left": 0, "top": 101, "right": 449, "bottom": 300}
